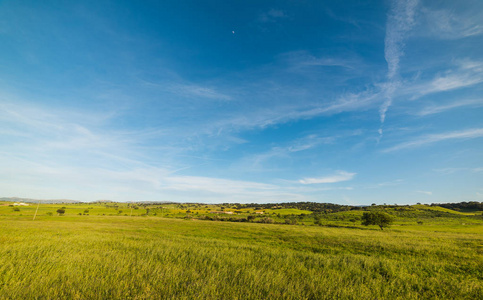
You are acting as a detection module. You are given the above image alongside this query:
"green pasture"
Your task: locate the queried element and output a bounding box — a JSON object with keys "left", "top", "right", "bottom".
{"left": 1, "top": 207, "right": 482, "bottom": 299}
{"left": 2, "top": 201, "right": 482, "bottom": 228}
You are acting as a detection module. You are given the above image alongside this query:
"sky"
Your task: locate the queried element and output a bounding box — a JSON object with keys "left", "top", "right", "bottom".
{"left": 0, "top": 0, "right": 482, "bottom": 204}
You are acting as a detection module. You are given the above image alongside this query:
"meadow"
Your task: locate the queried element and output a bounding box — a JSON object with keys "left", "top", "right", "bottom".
{"left": 0, "top": 201, "right": 482, "bottom": 299}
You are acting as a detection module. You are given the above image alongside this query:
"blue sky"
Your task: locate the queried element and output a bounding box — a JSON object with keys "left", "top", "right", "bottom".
{"left": 1, "top": 0, "right": 482, "bottom": 204}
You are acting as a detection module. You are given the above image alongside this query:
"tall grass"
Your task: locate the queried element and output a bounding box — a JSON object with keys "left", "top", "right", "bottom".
{"left": 0, "top": 215, "right": 482, "bottom": 299}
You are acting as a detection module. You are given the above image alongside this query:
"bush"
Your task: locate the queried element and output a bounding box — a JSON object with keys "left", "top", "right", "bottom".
{"left": 258, "top": 217, "right": 274, "bottom": 224}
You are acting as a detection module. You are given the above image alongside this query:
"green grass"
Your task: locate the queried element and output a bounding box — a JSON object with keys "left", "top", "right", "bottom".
{"left": 0, "top": 212, "right": 482, "bottom": 299}
{"left": 411, "top": 204, "right": 479, "bottom": 215}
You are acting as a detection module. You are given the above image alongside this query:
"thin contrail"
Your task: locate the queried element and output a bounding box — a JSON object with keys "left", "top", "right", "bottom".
{"left": 379, "top": 0, "right": 419, "bottom": 139}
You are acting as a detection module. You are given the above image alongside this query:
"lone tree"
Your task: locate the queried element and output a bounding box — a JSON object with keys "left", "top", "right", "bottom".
{"left": 361, "top": 211, "right": 393, "bottom": 230}
{"left": 56, "top": 209, "right": 65, "bottom": 216}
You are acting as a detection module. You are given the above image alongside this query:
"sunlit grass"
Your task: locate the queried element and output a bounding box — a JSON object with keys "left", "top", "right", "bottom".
{"left": 0, "top": 213, "right": 482, "bottom": 299}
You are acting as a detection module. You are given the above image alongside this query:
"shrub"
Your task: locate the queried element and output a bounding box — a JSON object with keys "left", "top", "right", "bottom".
{"left": 259, "top": 217, "right": 274, "bottom": 224}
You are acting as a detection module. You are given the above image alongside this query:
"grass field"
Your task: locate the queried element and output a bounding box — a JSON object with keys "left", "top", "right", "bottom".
{"left": 1, "top": 202, "right": 482, "bottom": 299}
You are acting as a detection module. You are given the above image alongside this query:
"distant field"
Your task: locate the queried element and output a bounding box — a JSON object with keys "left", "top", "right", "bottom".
{"left": 0, "top": 204, "right": 482, "bottom": 299}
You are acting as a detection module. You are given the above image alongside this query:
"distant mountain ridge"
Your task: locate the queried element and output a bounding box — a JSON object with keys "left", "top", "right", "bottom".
{"left": 0, "top": 197, "right": 175, "bottom": 204}
{"left": 0, "top": 197, "right": 82, "bottom": 204}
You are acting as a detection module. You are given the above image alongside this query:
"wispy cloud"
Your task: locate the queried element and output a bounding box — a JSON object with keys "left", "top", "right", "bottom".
{"left": 0, "top": 99, "right": 334, "bottom": 203}
{"left": 409, "top": 60, "right": 483, "bottom": 99}
{"left": 417, "top": 98, "right": 483, "bottom": 116}
{"left": 383, "top": 128, "right": 483, "bottom": 152}
{"left": 238, "top": 134, "right": 335, "bottom": 170}
{"left": 384, "top": 0, "right": 419, "bottom": 80}
{"left": 0, "top": 156, "right": 311, "bottom": 202}
{"left": 433, "top": 167, "right": 466, "bottom": 175}
{"left": 416, "top": 190, "right": 432, "bottom": 195}
{"left": 434, "top": 167, "right": 483, "bottom": 175}
{"left": 422, "top": 7, "right": 483, "bottom": 39}
{"left": 258, "top": 9, "right": 287, "bottom": 23}
{"left": 142, "top": 80, "right": 232, "bottom": 101}
{"left": 287, "top": 134, "right": 335, "bottom": 152}
{"left": 280, "top": 51, "right": 360, "bottom": 70}
{"left": 209, "top": 88, "right": 382, "bottom": 135}
{"left": 167, "top": 83, "right": 232, "bottom": 101}
{"left": 299, "top": 171, "right": 356, "bottom": 184}
{"left": 364, "top": 179, "right": 404, "bottom": 189}
{"left": 325, "top": 8, "right": 361, "bottom": 28}
{"left": 380, "top": 0, "right": 419, "bottom": 136}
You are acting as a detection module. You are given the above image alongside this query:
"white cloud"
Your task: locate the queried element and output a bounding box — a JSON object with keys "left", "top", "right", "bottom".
{"left": 259, "top": 9, "right": 287, "bottom": 23}
{"left": 160, "top": 175, "right": 277, "bottom": 194}
{"left": 409, "top": 60, "right": 483, "bottom": 99}
{"left": 380, "top": 0, "right": 419, "bottom": 135}
{"left": 417, "top": 98, "right": 483, "bottom": 116}
{"left": 379, "top": 81, "right": 399, "bottom": 124}
{"left": 236, "top": 134, "right": 335, "bottom": 171}
{"left": 422, "top": 7, "right": 483, "bottom": 39}
{"left": 205, "top": 88, "right": 381, "bottom": 136}
{"left": 364, "top": 179, "right": 404, "bottom": 189}
{"left": 299, "top": 171, "right": 356, "bottom": 184}
{"left": 287, "top": 134, "right": 335, "bottom": 152}
{"left": 0, "top": 153, "right": 314, "bottom": 203}
{"left": 433, "top": 167, "right": 465, "bottom": 175}
{"left": 168, "top": 84, "right": 232, "bottom": 101}
{"left": 416, "top": 190, "right": 432, "bottom": 195}
{"left": 384, "top": 0, "right": 419, "bottom": 80}
{"left": 383, "top": 128, "right": 483, "bottom": 152}
{"left": 142, "top": 80, "right": 232, "bottom": 101}
{"left": 426, "top": 73, "right": 483, "bottom": 94}
{"left": 280, "top": 51, "right": 359, "bottom": 70}
{"left": 434, "top": 167, "right": 483, "bottom": 174}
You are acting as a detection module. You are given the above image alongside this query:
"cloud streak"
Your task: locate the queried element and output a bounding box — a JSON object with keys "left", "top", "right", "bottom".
{"left": 385, "top": 0, "right": 418, "bottom": 80}
{"left": 383, "top": 128, "right": 483, "bottom": 152}
{"left": 416, "top": 190, "right": 432, "bottom": 195}
{"left": 380, "top": 0, "right": 419, "bottom": 135}
{"left": 0, "top": 154, "right": 316, "bottom": 203}
{"left": 409, "top": 60, "right": 483, "bottom": 99}
{"left": 417, "top": 98, "right": 483, "bottom": 116}
{"left": 299, "top": 171, "right": 356, "bottom": 184}
{"left": 422, "top": 7, "right": 483, "bottom": 39}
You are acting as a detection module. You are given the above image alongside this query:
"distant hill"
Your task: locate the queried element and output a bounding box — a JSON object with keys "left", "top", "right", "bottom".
{"left": 0, "top": 197, "right": 82, "bottom": 204}
{"left": 431, "top": 201, "right": 483, "bottom": 212}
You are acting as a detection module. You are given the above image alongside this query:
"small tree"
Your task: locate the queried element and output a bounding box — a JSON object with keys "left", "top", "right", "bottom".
{"left": 56, "top": 209, "right": 65, "bottom": 216}
{"left": 259, "top": 217, "right": 274, "bottom": 224}
{"left": 361, "top": 211, "right": 393, "bottom": 230}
